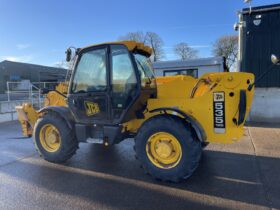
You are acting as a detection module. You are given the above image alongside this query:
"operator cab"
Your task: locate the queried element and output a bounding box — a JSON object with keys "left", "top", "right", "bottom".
{"left": 67, "top": 42, "right": 157, "bottom": 126}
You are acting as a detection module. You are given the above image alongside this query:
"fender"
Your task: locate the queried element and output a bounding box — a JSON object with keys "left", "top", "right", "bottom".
{"left": 149, "top": 107, "right": 207, "bottom": 142}
{"left": 38, "top": 106, "right": 74, "bottom": 129}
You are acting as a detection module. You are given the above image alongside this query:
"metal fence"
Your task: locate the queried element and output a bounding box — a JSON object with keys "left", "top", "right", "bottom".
{"left": 6, "top": 81, "right": 59, "bottom": 108}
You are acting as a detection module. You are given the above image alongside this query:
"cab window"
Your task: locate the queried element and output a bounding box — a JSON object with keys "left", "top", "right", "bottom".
{"left": 134, "top": 54, "right": 155, "bottom": 88}
{"left": 72, "top": 48, "right": 107, "bottom": 93}
{"left": 111, "top": 45, "right": 137, "bottom": 109}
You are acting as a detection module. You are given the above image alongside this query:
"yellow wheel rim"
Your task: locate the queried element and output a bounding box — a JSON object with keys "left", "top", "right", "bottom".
{"left": 146, "top": 132, "right": 182, "bottom": 169}
{"left": 39, "top": 124, "right": 61, "bottom": 152}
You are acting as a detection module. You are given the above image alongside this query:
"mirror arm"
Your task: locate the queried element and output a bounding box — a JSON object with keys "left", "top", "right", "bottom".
{"left": 42, "top": 88, "right": 67, "bottom": 98}
{"left": 248, "top": 64, "right": 275, "bottom": 91}
{"left": 53, "top": 90, "right": 67, "bottom": 98}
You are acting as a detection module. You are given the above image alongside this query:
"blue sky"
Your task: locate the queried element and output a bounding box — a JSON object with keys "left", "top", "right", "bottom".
{"left": 0, "top": 0, "right": 279, "bottom": 66}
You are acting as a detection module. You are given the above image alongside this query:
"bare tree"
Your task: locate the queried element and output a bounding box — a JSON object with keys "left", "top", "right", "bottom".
{"left": 55, "top": 60, "right": 66, "bottom": 68}
{"left": 212, "top": 35, "right": 238, "bottom": 71}
{"left": 119, "top": 31, "right": 165, "bottom": 62}
{"left": 118, "top": 31, "right": 145, "bottom": 43}
{"left": 174, "top": 42, "right": 198, "bottom": 60}
{"left": 144, "top": 32, "right": 165, "bottom": 62}
{"left": 55, "top": 60, "right": 74, "bottom": 69}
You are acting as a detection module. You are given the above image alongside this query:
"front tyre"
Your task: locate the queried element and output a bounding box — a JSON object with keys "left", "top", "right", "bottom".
{"left": 33, "top": 112, "right": 78, "bottom": 163}
{"left": 135, "top": 115, "right": 202, "bottom": 182}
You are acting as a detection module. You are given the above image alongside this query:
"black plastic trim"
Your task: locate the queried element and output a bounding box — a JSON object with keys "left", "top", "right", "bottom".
{"left": 38, "top": 106, "right": 74, "bottom": 129}
{"left": 237, "top": 90, "right": 247, "bottom": 126}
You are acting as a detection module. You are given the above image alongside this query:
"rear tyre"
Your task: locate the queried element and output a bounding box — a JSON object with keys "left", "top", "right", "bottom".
{"left": 135, "top": 115, "right": 202, "bottom": 182}
{"left": 33, "top": 112, "right": 78, "bottom": 163}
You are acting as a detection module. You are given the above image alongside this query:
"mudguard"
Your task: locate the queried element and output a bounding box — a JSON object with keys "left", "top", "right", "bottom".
{"left": 38, "top": 106, "right": 75, "bottom": 129}
{"left": 149, "top": 107, "right": 207, "bottom": 142}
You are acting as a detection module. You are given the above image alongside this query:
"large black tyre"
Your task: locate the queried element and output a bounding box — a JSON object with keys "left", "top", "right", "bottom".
{"left": 33, "top": 112, "right": 78, "bottom": 163}
{"left": 135, "top": 115, "right": 202, "bottom": 182}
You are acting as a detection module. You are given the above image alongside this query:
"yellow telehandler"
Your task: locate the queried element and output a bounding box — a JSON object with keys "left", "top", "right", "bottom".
{"left": 16, "top": 41, "right": 257, "bottom": 182}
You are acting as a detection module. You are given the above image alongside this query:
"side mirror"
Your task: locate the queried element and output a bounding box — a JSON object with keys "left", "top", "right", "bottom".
{"left": 271, "top": 54, "right": 280, "bottom": 65}
{"left": 66, "top": 48, "right": 72, "bottom": 62}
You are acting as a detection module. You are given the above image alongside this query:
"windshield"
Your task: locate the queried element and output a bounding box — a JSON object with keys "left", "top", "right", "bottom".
{"left": 71, "top": 48, "right": 107, "bottom": 93}
{"left": 134, "top": 54, "right": 155, "bottom": 87}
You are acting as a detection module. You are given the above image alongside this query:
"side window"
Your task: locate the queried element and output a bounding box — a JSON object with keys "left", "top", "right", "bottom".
{"left": 111, "top": 45, "right": 137, "bottom": 109}
{"left": 72, "top": 48, "right": 107, "bottom": 93}
{"left": 134, "top": 54, "right": 155, "bottom": 88}
{"left": 164, "top": 69, "right": 198, "bottom": 78}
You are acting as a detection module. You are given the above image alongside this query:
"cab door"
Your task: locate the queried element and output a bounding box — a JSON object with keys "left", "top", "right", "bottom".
{"left": 110, "top": 44, "right": 140, "bottom": 123}
{"left": 67, "top": 46, "right": 110, "bottom": 124}
{"left": 109, "top": 44, "right": 157, "bottom": 124}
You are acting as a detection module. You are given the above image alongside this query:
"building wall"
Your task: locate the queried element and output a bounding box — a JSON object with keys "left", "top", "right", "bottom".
{"left": 238, "top": 4, "right": 280, "bottom": 123}
{"left": 240, "top": 4, "right": 280, "bottom": 87}
{"left": 0, "top": 100, "right": 25, "bottom": 123}
{"left": 0, "top": 61, "right": 67, "bottom": 93}
{"left": 248, "top": 88, "right": 280, "bottom": 123}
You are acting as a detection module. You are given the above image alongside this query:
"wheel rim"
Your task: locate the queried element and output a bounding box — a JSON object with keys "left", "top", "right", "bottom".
{"left": 146, "top": 132, "right": 182, "bottom": 169}
{"left": 39, "top": 124, "right": 61, "bottom": 152}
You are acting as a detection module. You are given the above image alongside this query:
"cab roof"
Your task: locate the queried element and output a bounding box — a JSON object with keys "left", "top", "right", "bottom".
{"left": 81, "top": 41, "right": 153, "bottom": 57}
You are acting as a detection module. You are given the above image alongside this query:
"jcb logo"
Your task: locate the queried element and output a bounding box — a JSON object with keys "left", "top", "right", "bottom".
{"left": 84, "top": 101, "right": 100, "bottom": 116}
{"left": 214, "top": 92, "right": 224, "bottom": 102}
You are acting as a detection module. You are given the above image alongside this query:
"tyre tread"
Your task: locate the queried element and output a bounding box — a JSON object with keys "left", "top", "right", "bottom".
{"left": 135, "top": 115, "right": 202, "bottom": 182}
{"left": 33, "top": 111, "right": 78, "bottom": 163}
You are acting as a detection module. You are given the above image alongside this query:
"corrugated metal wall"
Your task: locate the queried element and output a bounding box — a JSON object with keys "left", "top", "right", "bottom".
{"left": 0, "top": 61, "right": 67, "bottom": 93}
{"left": 241, "top": 5, "right": 280, "bottom": 87}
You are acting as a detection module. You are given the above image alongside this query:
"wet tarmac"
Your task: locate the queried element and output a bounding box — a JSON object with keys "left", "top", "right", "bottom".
{"left": 0, "top": 121, "right": 279, "bottom": 210}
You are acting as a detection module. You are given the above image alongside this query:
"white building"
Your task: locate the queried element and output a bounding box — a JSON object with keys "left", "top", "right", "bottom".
{"left": 152, "top": 57, "right": 226, "bottom": 78}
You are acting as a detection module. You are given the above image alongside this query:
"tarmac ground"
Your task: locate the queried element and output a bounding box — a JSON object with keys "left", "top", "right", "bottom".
{"left": 0, "top": 121, "right": 279, "bottom": 210}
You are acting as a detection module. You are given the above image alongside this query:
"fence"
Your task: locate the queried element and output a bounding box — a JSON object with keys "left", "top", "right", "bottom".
{"left": 6, "top": 81, "right": 59, "bottom": 109}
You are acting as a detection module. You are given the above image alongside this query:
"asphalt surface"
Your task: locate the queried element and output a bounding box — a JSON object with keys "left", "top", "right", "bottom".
{"left": 0, "top": 121, "right": 279, "bottom": 210}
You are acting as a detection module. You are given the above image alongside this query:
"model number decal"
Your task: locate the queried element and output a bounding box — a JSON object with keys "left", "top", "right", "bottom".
{"left": 213, "top": 92, "right": 225, "bottom": 134}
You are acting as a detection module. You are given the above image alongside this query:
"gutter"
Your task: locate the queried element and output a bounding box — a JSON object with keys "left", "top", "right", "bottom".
{"left": 240, "top": 6, "right": 280, "bottom": 15}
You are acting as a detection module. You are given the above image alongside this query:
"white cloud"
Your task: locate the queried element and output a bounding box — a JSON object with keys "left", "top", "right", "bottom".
{"left": 0, "top": 55, "right": 33, "bottom": 63}
{"left": 53, "top": 60, "right": 64, "bottom": 66}
{"left": 16, "top": 44, "right": 31, "bottom": 50}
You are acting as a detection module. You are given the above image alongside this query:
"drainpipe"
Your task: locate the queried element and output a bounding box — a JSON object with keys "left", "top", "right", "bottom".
{"left": 235, "top": 12, "right": 245, "bottom": 72}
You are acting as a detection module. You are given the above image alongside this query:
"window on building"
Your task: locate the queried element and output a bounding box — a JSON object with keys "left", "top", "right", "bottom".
{"left": 10, "top": 75, "right": 21, "bottom": 81}
{"left": 164, "top": 69, "right": 198, "bottom": 78}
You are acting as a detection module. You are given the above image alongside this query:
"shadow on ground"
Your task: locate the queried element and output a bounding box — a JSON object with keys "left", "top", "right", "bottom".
{"left": 1, "top": 140, "right": 279, "bottom": 209}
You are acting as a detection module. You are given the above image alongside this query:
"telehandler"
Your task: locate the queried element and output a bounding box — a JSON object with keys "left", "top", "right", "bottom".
{"left": 16, "top": 41, "right": 257, "bottom": 182}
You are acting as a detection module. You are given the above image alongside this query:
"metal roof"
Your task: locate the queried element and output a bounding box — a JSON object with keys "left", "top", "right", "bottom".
{"left": 0, "top": 60, "right": 67, "bottom": 73}
{"left": 0, "top": 60, "right": 67, "bottom": 81}
{"left": 241, "top": 3, "right": 280, "bottom": 15}
{"left": 81, "top": 41, "right": 153, "bottom": 56}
